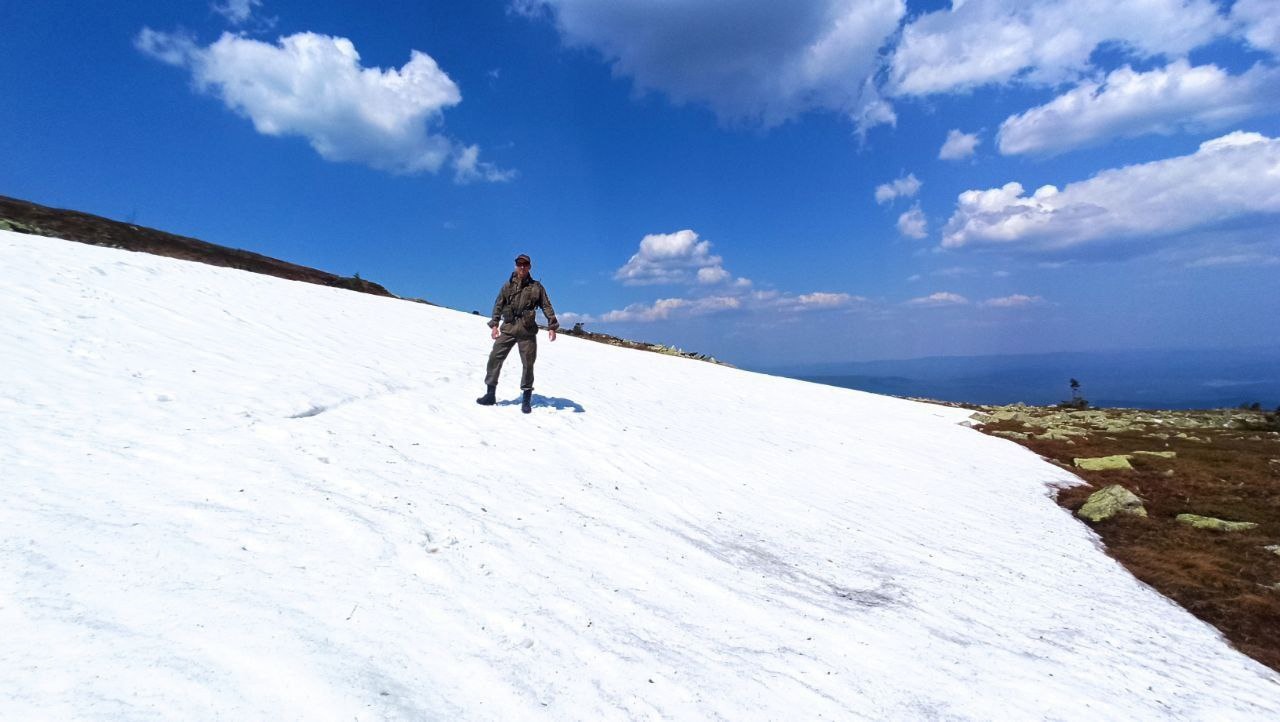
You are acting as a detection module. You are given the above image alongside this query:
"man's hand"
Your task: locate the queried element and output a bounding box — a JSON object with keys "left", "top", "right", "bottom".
{"left": 490, "top": 325, "right": 500, "bottom": 340}
{"left": 548, "top": 328, "right": 557, "bottom": 342}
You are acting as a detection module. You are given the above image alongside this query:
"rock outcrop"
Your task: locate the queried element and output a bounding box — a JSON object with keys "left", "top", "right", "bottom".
{"left": 1176, "top": 514, "right": 1259, "bottom": 533}
{"left": 1077, "top": 485, "right": 1148, "bottom": 522}
{"left": 1074, "top": 455, "right": 1134, "bottom": 471}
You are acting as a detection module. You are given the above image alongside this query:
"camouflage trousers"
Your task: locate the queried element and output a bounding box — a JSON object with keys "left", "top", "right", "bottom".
{"left": 484, "top": 332, "right": 537, "bottom": 390}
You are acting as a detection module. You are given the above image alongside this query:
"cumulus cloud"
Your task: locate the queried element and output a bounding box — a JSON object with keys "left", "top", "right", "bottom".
{"left": 696, "top": 266, "right": 731, "bottom": 284}
{"left": 897, "top": 205, "right": 928, "bottom": 239}
{"left": 778, "top": 292, "right": 864, "bottom": 311}
{"left": 942, "top": 131, "right": 1280, "bottom": 251}
{"left": 1232, "top": 0, "right": 1280, "bottom": 53}
{"left": 212, "top": 0, "right": 261, "bottom": 25}
{"left": 998, "top": 61, "right": 1280, "bottom": 156}
{"left": 519, "top": 0, "right": 906, "bottom": 128}
{"left": 613, "top": 230, "right": 737, "bottom": 286}
{"left": 980, "top": 294, "right": 1044, "bottom": 308}
{"left": 576, "top": 237, "right": 865, "bottom": 323}
{"left": 137, "top": 30, "right": 507, "bottom": 179}
{"left": 906, "top": 292, "right": 969, "bottom": 307}
{"left": 875, "top": 173, "right": 921, "bottom": 204}
{"left": 889, "top": 0, "right": 1229, "bottom": 96}
{"left": 597, "top": 296, "right": 742, "bottom": 323}
{"left": 939, "top": 129, "right": 980, "bottom": 160}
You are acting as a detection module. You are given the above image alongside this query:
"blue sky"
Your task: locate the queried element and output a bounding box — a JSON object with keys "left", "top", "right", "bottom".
{"left": 3, "top": 0, "right": 1278, "bottom": 367}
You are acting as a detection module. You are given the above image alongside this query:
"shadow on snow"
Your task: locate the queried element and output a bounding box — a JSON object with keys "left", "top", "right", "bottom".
{"left": 497, "top": 394, "right": 585, "bottom": 413}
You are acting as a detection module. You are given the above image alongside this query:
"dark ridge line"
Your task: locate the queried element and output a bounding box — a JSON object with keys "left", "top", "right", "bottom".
{"left": 0, "top": 194, "right": 394, "bottom": 298}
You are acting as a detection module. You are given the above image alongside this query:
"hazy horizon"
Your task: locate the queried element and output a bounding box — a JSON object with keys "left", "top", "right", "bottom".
{"left": 763, "top": 346, "right": 1280, "bottom": 409}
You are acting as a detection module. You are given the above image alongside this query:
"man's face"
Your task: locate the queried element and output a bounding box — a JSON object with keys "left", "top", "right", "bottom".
{"left": 515, "top": 262, "right": 530, "bottom": 278}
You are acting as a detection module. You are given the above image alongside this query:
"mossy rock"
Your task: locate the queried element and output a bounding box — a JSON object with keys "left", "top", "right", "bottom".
{"left": 1077, "top": 485, "right": 1147, "bottom": 522}
{"left": 0, "top": 218, "right": 40, "bottom": 234}
{"left": 1132, "top": 450, "right": 1176, "bottom": 459}
{"left": 1074, "top": 455, "right": 1134, "bottom": 471}
{"left": 1039, "top": 428, "right": 1087, "bottom": 441}
{"left": 993, "top": 430, "right": 1029, "bottom": 440}
{"left": 1175, "top": 514, "right": 1258, "bottom": 532}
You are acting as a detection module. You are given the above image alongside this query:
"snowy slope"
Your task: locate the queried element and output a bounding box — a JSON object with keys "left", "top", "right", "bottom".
{"left": 3, "top": 230, "right": 1279, "bottom": 721}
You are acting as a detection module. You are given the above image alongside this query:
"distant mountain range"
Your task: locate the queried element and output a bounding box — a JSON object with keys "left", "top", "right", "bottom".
{"left": 764, "top": 348, "right": 1280, "bottom": 409}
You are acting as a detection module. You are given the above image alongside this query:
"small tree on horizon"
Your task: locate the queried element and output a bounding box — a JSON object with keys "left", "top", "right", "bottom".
{"left": 1062, "top": 378, "right": 1089, "bottom": 410}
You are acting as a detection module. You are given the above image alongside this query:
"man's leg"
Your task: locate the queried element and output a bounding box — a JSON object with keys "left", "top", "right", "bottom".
{"left": 485, "top": 333, "right": 518, "bottom": 387}
{"left": 517, "top": 336, "right": 538, "bottom": 391}
{"left": 517, "top": 336, "right": 537, "bottom": 413}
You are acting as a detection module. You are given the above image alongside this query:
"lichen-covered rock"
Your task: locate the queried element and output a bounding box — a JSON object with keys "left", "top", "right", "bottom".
{"left": 1265, "top": 545, "right": 1280, "bottom": 557}
{"left": 1077, "top": 485, "right": 1147, "bottom": 522}
{"left": 993, "top": 430, "right": 1030, "bottom": 440}
{"left": 0, "top": 218, "right": 39, "bottom": 234}
{"left": 990, "top": 408, "right": 1035, "bottom": 424}
{"left": 1175, "top": 514, "right": 1259, "bottom": 532}
{"left": 1074, "top": 455, "right": 1134, "bottom": 471}
{"left": 1039, "top": 426, "right": 1087, "bottom": 441}
{"left": 1132, "top": 450, "right": 1176, "bottom": 459}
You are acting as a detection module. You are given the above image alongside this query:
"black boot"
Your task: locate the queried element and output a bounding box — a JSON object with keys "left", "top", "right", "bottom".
{"left": 521, "top": 390, "right": 533, "bottom": 414}
{"left": 476, "top": 385, "right": 497, "bottom": 406}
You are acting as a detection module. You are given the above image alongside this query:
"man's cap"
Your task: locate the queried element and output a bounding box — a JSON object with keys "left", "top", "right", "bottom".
{"left": 514, "top": 254, "right": 531, "bottom": 266}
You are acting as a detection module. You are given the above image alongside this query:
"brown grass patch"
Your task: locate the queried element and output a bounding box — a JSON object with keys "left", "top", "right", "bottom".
{"left": 978, "top": 407, "right": 1280, "bottom": 672}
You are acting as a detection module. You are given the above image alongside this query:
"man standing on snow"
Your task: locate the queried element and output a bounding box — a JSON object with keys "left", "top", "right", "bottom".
{"left": 476, "top": 254, "right": 558, "bottom": 414}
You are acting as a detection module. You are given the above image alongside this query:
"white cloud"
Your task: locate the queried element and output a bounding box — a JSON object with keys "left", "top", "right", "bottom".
{"left": 889, "top": 0, "right": 1229, "bottom": 96}
{"left": 696, "top": 266, "right": 731, "bottom": 284}
{"left": 906, "top": 273, "right": 923, "bottom": 282}
{"left": 137, "top": 30, "right": 506, "bottom": 179}
{"left": 852, "top": 84, "right": 899, "bottom": 137}
{"left": 906, "top": 291, "right": 969, "bottom": 306}
{"left": 980, "top": 294, "right": 1044, "bottom": 308}
{"left": 212, "top": 0, "right": 261, "bottom": 25}
{"left": 784, "top": 292, "right": 863, "bottom": 310}
{"left": 613, "top": 230, "right": 731, "bottom": 286}
{"left": 597, "top": 295, "right": 743, "bottom": 323}
{"left": 875, "top": 173, "right": 921, "bottom": 204}
{"left": 998, "top": 61, "right": 1280, "bottom": 156}
{"left": 581, "top": 288, "right": 863, "bottom": 324}
{"left": 453, "top": 145, "right": 517, "bottom": 184}
{"left": 939, "top": 129, "right": 980, "bottom": 160}
{"left": 135, "top": 28, "right": 198, "bottom": 67}
{"left": 1232, "top": 0, "right": 1280, "bottom": 53}
{"left": 942, "top": 131, "right": 1280, "bottom": 251}
{"left": 519, "top": 0, "right": 906, "bottom": 128}
{"left": 897, "top": 205, "right": 928, "bottom": 239}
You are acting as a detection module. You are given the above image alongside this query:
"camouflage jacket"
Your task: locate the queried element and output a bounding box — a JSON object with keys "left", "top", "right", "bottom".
{"left": 488, "top": 274, "right": 558, "bottom": 337}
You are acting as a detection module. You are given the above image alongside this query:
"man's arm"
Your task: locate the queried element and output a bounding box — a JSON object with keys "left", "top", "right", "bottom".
{"left": 488, "top": 285, "right": 506, "bottom": 329}
{"left": 538, "top": 284, "right": 559, "bottom": 331}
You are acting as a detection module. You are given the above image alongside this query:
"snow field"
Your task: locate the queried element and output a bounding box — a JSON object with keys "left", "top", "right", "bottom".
{"left": 3, "top": 230, "right": 1279, "bottom": 720}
